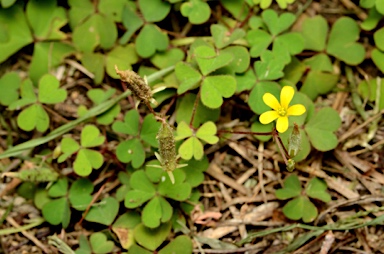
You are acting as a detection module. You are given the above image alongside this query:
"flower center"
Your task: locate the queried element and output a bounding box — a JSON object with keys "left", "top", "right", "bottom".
{"left": 277, "top": 107, "right": 287, "bottom": 116}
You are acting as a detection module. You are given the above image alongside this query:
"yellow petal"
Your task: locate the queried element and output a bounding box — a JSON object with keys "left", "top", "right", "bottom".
{"left": 287, "top": 104, "right": 306, "bottom": 116}
{"left": 259, "top": 111, "right": 279, "bottom": 124}
{"left": 276, "top": 116, "right": 289, "bottom": 133}
{"left": 280, "top": 86, "right": 294, "bottom": 109}
{"left": 263, "top": 93, "right": 280, "bottom": 111}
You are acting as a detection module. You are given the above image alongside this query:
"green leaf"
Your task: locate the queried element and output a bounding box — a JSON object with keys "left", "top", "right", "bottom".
{"left": 246, "top": 29, "right": 273, "bottom": 58}
{"left": 81, "top": 125, "right": 105, "bottom": 148}
{"left": 280, "top": 127, "right": 311, "bottom": 162}
{"left": 283, "top": 195, "right": 318, "bottom": 222}
{"left": 251, "top": 121, "right": 273, "bottom": 142}
{"left": 358, "top": 78, "right": 384, "bottom": 110}
{"left": 196, "top": 121, "right": 219, "bottom": 144}
{"left": 211, "top": 24, "right": 245, "bottom": 49}
{"left": 222, "top": 46, "right": 250, "bottom": 73}
{"left": 300, "top": 71, "right": 339, "bottom": 100}
{"left": 361, "top": 7, "right": 383, "bottom": 31}
{"left": 175, "top": 62, "right": 202, "bottom": 94}
{"left": 29, "top": 41, "right": 75, "bottom": 84}
{"left": 81, "top": 52, "right": 105, "bottom": 84}
{"left": 106, "top": 44, "right": 139, "bottom": 79}
{"left": 89, "top": 232, "right": 115, "bottom": 254}
{"left": 128, "top": 244, "right": 152, "bottom": 254}
{"left": 326, "top": 17, "right": 365, "bottom": 65}
{"left": 97, "top": 103, "right": 120, "bottom": 125}
{"left": 98, "top": 0, "right": 126, "bottom": 22}
{"left": 195, "top": 46, "right": 234, "bottom": 76}
{"left": 372, "top": 48, "right": 384, "bottom": 73}
{"left": 112, "top": 110, "right": 140, "bottom": 136}
{"left": 74, "top": 149, "right": 104, "bottom": 176}
{"left": 158, "top": 235, "right": 193, "bottom": 254}
{"left": 181, "top": 0, "right": 210, "bottom": 24}
{"left": 112, "top": 211, "right": 141, "bottom": 249}
{"left": 274, "top": 32, "right": 304, "bottom": 55}
{"left": 374, "top": 27, "right": 384, "bottom": 51}
{"left": 58, "top": 137, "right": 80, "bottom": 162}
{"left": 158, "top": 169, "right": 190, "bottom": 197}
{"left": 85, "top": 197, "right": 119, "bottom": 225}
{"left": 221, "top": 0, "right": 249, "bottom": 21}
{"left": 301, "top": 15, "right": 328, "bottom": 51}
{"left": 134, "top": 222, "right": 172, "bottom": 251}
{"left": 200, "top": 75, "right": 236, "bottom": 109}
{"left": 17, "top": 104, "right": 49, "bottom": 132}
{"left": 136, "top": 24, "right": 169, "bottom": 58}
{"left": 69, "top": 178, "right": 94, "bottom": 211}
{"left": 306, "top": 178, "right": 331, "bottom": 203}
{"left": 116, "top": 138, "right": 145, "bottom": 168}
{"left": 254, "top": 51, "right": 285, "bottom": 81}
{"left": 142, "top": 196, "right": 173, "bottom": 228}
{"left": 72, "top": 14, "right": 117, "bottom": 52}
{"left": 179, "top": 136, "right": 203, "bottom": 160}
{"left": 139, "top": 0, "right": 170, "bottom": 22}
{"left": 75, "top": 234, "right": 92, "bottom": 254}
{"left": 262, "top": 9, "right": 296, "bottom": 36}
{"left": 1, "top": 0, "right": 17, "bottom": 8}
{"left": 180, "top": 156, "right": 209, "bottom": 187}
{"left": 125, "top": 170, "right": 156, "bottom": 208}
{"left": 26, "top": 0, "right": 67, "bottom": 40}
{"left": 38, "top": 74, "right": 67, "bottom": 104}
{"left": 120, "top": 4, "right": 144, "bottom": 44}
{"left": 0, "top": 4, "right": 33, "bottom": 63}
{"left": 141, "top": 114, "right": 162, "bottom": 147}
{"left": 305, "top": 107, "right": 341, "bottom": 151}
{"left": 175, "top": 121, "right": 193, "bottom": 140}
{"left": 42, "top": 197, "right": 71, "bottom": 227}
{"left": 151, "top": 48, "right": 185, "bottom": 69}
{"left": 275, "top": 174, "right": 302, "bottom": 200}
{"left": 48, "top": 178, "right": 68, "bottom": 197}
{"left": 0, "top": 72, "right": 20, "bottom": 106}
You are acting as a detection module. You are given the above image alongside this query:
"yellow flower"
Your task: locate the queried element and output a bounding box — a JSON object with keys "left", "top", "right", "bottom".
{"left": 259, "top": 86, "right": 306, "bottom": 133}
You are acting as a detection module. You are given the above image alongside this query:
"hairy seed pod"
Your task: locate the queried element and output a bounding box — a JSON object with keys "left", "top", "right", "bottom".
{"left": 115, "top": 66, "right": 152, "bottom": 104}
{"left": 2, "top": 168, "right": 59, "bottom": 182}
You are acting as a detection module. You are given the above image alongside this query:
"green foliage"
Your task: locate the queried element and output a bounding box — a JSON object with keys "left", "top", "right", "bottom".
{"left": 372, "top": 27, "right": 384, "bottom": 72}
{"left": 75, "top": 233, "right": 115, "bottom": 254}
{"left": 58, "top": 125, "right": 105, "bottom": 176}
{"left": 251, "top": 0, "right": 295, "bottom": 9}
{"left": 358, "top": 78, "right": 384, "bottom": 110}
{"left": 181, "top": 0, "right": 211, "bottom": 24}
{"left": 360, "top": 0, "right": 384, "bottom": 15}
{"left": 175, "top": 121, "right": 219, "bottom": 160}
{"left": 124, "top": 166, "right": 191, "bottom": 228}
{"left": 9, "top": 74, "right": 67, "bottom": 132}
{"left": 276, "top": 175, "right": 331, "bottom": 223}
{"left": 0, "top": 72, "right": 20, "bottom": 106}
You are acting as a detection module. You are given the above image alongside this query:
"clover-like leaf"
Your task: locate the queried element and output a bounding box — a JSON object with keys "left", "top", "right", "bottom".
{"left": 248, "top": 81, "right": 281, "bottom": 115}
{"left": 275, "top": 174, "right": 302, "bottom": 200}
{"left": 142, "top": 196, "right": 173, "bottom": 228}
{"left": 262, "top": 9, "right": 296, "bottom": 36}
{"left": 48, "top": 178, "right": 68, "bottom": 198}
{"left": 140, "top": 114, "right": 161, "bottom": 147}
{"left": 17, "top": 104, "right": 49, "bottom": 132}
{"left": 179, "top": 136, "right": 203, "bottom": 160}
{"left": 254, "top": 51, "right": 285, "bottom": 81}
{"left": 221, "top": 0, "right": 249, "bottom": 21}
{"left": 136, "top": 24, "right": 169, "bottom": 58}
{"left": 175, "top": 121, "right": 193, "bottom": 141}
{"left": 158, "top": 169, "right": 192, "bottom": 201}
{"left": 112, "top": 211, "right": 141, "bottom": 250}
{"left": 222, "top": 46, "right": 250, "bottom": 73}
{"left": 112, "top": 110, "right": 140, "bottom": 136}
{"left": 0, "top": 72, "right": 20, "bottom": 106}
{"left": 305, "top": 107, "right": 341, "bottom": 151}
{"left": 139, "top": 0, "right": 170, "bottom": 22}
{"left": 85, "top": 197, "right": 119, "bottom": 225}
{"left": 26, "top": 0, "right": 67, "bottom": 40}
{"left": 81, "top": 125, "right": 105, "bottom": 148}
{"left": 372, "top": 48, "right": 384, "bottom": 73}
{"left": 75, "top": 234, "right": 92, "bottom": 254}
{"left": 326, "top": 17, "right": 365, "bottom": 65}
{"left": 120, "top": 4, "right": 144, "bottom": 44}
{"left": 246, "top": 29, "right": 273, "bottom": 58}
{"left": 106, "top": 44, "right": 139, "bottom": 79}
{"left": 151, "top": 48, "right": 185, "bottom": 69}
{"left": 180, "top": 156, "right": 209, "bottom": 187}
{"left": 283, "top": 195, "right": 318, "bottom": 223}
{"left": 306, "top": 178, "right": 331, "bottom": 203}
{"left": 58, "top": 137, "right": 80, "bottom": 163}
{"left": 74, "top": 149, "right": 104, "bottom": 176}
{"left": 200, "top": 75, "right": 236, "bottom": 109}
{"left": 116, "top": 138, "right": 145, "bottom": 168}
{"left": 175, "top": 62, "right": 202, "bottom": 94}
{"left": 89, "top": 232, "right": 115, "bottom": 254}
{"left": 134, "top": 222, "right": 172, "bottom": 251}
{"left": 211, "top": 24, "right": 245, "bottom": 49}
{"left": 42, "top": 198, "right": 71, "bottom": 228}
{"left": 361, "top": 7, "right": 383, "bottom": 31}
{"left": 195, "top": 46, "right": 234, "bottom": 76}
{"left": 0, "top": 4, "right": 33, "bottom": 63}
{"left": 81, "top": 52, "right": 105, "bottom": 84}
{"left": 68, "top": 178, "right": 94, "bottom": 211}
{"left": 196, "top": 121, "right": 219, "bottom": 144}
{"left": 181, "top": 0, "right": 210, "bottom": 24}
{"left": 125, "top": 170, "right": 156, "bottom": 208}
{"left": 158, "top": 235, "right": 193, "bottom": 254}
{"left": 38, "top": 74, "right": 67, "bottom": 104}
{"left": 301, "top": 15, "right": 328, "bottom": 51}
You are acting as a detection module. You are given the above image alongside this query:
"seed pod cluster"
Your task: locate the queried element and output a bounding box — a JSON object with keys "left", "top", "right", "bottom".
{"left": 157, "top": 120, "right": 177, "bottom": 175}
{"left": 115, "top": 65, "right": 152, "bottom": 104}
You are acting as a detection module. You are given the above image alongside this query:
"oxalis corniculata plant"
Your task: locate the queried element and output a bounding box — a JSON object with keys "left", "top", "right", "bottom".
{"left": 0, "top": 0, "right": 384, "bottom": 253}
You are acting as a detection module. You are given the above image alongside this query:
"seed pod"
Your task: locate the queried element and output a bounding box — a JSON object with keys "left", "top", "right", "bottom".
{"left": 288, "top": 123, "right": 301, "bottom": 158}
{"left": 156, "top": 121, "right": 177, "bottom": 183}
{"left": 2, "top": 168, "right": 59, "bottom": 182}
{"left": 115, "top": 66, "right": 152, "bottom": 104}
